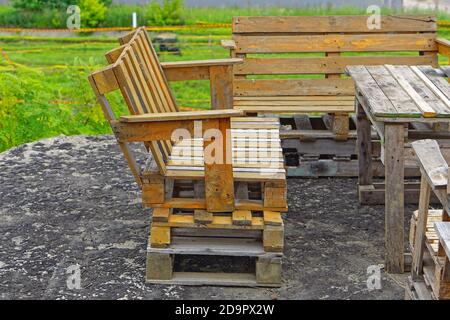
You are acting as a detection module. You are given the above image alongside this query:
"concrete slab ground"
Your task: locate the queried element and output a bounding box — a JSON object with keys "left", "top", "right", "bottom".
{"left": 0, "top": 135, "right": 410, "bottom": 300}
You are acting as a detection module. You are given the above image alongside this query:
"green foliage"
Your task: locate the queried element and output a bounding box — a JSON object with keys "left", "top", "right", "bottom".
{"left": 147, "top": 0, "right": 185, "bottom": 26}
{"left": 11, "top": 0, "right": 72, "bottom": 11}
{"left": 77, "top": 0, "right": 107, "bottom": 28}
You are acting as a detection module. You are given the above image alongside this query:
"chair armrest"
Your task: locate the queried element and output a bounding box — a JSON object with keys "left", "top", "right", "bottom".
{"left": 221, "top": 39, "right": 236, "bottom": 50}
{"left": 113, "top": 110, "right": 244, "bottom": 142}
{"left": 161, "top": 58, "right": 242, "bottom": 82}
{"left": 161, "top": 58, "right": 242, "bottom": 70}
{"left": 119, "top": 109, "right": 243, "bottom": 122}
{"left": 437, "top": 38, "right": 450, "bottom": 57}
{"left": 412, "top": 139, "right": 448, "bottom": 189}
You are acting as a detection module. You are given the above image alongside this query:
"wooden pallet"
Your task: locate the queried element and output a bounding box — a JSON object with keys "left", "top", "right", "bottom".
{"left": 150, "top": 208, "right": 284, "bottom": 252}
{"left": 146, "top": 227, "right": 283, "bottom": 287}
{"left": 405, "top": 276, "right": 434, "bottom": 300}
{"left": 409, "top": 209, "right": 445, "bottom": 253}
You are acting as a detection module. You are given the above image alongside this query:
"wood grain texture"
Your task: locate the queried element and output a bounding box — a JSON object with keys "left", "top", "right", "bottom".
{"left": 411, "top": 139, "right": 448, "bottom": 189}
{"left": 384, "top": 123, "right": 405, "bottom": 273}
{"left": 234, "top": 34, "right": 437, "bottom": 54}
{"left": 232, "top": 15, "right": 436, "bottom": 33}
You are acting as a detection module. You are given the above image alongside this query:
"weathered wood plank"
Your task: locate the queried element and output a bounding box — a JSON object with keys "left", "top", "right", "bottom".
{"left": 233, "top": 15, "right": 436, "bottom": 33}
{"left": 411, "top": 139, "right": 448, "bottom": 189}
{"left": 385, "top": 65, "right": 436, "bottom": 117}
{"left": 234, "top": 34, "right": 437, "bottom": 54}
{"left": 234, "top": 56, "right": 436, "bottom": 75}
{"left": 234, "top": 78, "right": 354, "bottom": 96}
{"left": 412, "top": 175, "right": 431, "bottom": 279}
{"left": 435, "top": 222, "right": 450, "bottom": 259}
{"left": 346, "top": 65, "right": 397, "bottom": 116}
{"left": 384, "top": 123, "right": 405, "bottom": 273}
{"left": 418, "top": 66, "right": 450, "bottom": 100}
{"left": 366, "top": 65, "right": 422, "bottom": 116}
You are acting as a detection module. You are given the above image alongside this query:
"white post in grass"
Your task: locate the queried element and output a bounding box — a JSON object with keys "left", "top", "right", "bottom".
{"left": 132, "top": 12, "right": 137, "bottom": 29}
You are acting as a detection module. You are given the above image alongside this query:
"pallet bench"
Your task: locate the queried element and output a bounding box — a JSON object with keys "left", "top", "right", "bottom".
{"left": 222, "top": 15, "right": 450, "bottom": 178}
{"left": 89, "top": 27, "right": 287, "bottom": 286}
{"left": 407, "top": 140, "right": 450, "bottom": 299}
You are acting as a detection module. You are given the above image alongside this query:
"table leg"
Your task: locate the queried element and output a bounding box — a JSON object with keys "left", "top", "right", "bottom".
{"left": 356, "top": 99, "right": 373, "bottom": 204}
{"left": 384, "top": 123, "right": 405, "bottom": 274}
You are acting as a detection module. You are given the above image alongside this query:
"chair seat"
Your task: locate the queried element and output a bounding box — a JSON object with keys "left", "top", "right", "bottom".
{"left": 233, "top": 96, "right": 355, "bottom": 113}
{"left": 165, "top": 117, "right": 286, "bottom": 181}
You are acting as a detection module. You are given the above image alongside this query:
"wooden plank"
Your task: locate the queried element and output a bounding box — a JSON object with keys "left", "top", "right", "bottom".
{"left": 147, "top": 236, "right": 268, "bottom": 256}
{"left": 356, "top": 100, "right": 373, "bottom": 187}
{"left": 150, "top": 226, "right": 171, "bottom": 248}
{"left": 417, "top": 66, "right": 450, "bottom": 103}
{"left": 162, "top": 58, "right": 242, "bottom": 69}
{"left": 234, "top": 34, "right": 437, "bottom": 54}
{"left": 235, "top": 56, "right": 436, "bottom": 75}
{"left": 263, "top": 225, "right": 284, "bottom": 252}
{"left": 366, "top": 65, "right": 422, "bottom": 116}
{"left": 210, "top": 65, "right": 234, "bottom": 110}
{"left": 441, "top": 66, "right": 450, "bottom": 78}
{"left": 412, "top": 66, "right": 450, "bottom": 111}
{"left": 411, "top": 139, "right": 448, "bottom": 189}
{"left": 146, "top": 252, "right": 173, "bottom": 280}
{"left": 154, "top": 214, "right": 265, "bottom": 230}
{"left": 232, "top": 15, "right": 437, "bottom": 33}
{"left": 146, "top": 271, "right": 279, "bottom": 287}
{"left": 234, "top": 100, "right": 354, "bottom": 106}
{"left": 193, "top": 209, "right": 213, "bottom": 224}
{"left": 204, "top": 118, "right": 235, "bottom": 212}
{"left": 164, "top": 65, "right": 210, "bottom": 81}
{"left": 384, "top": 123, "right": 405, "bottom": 273}
{"left": 256, "top": 257, "right": 282, "bottom": 285}
{"left": 263, "top": 211, "right": 282, "bottom": 226}
{"left": 152, "top": 208, "right": 170, "bottom": 222}
{"left": 235, "top": 96, "right": 355, "bottom": 101}
{"left": 234, "top": 78, "right": 354, "bottom": 97}
{"left": 397, "top": 66, "right": 450, "bottom": 116}
{"left": 232, "top": 210, "right": 252, "bottom": 226}
{"left": 385, "top": 65, "right": 436, "bottom": 118}
{"left": 234, "top": 105, "right": 355, "bottom": 113}
{"left": 120, "top": 109, "right": 243, "bottom": 122}
{"left": 435, "top": 222, "right": 450, "bottom": 259}
{"left": 412, "top": 175, "right": 431, "bottom": 279}
{"left": 346, "top": 65, "right": 398, "bottom": 116}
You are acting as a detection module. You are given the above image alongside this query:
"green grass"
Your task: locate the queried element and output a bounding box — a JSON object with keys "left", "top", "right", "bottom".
{"left": 0, "top": 6, "right": 450, "bottom": 152}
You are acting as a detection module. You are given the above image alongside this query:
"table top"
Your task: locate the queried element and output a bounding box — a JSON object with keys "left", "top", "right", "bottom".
{"left": 346, "top": 65, "right": 450, "bottom": 123}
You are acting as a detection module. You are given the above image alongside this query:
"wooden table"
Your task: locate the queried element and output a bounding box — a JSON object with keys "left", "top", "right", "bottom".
{"left": 346, "top": 65, "right": 450, "bottom": 274}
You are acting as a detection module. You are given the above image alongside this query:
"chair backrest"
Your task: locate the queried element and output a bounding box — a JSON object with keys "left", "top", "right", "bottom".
{"left": 231, "top": 15, "right": 438, "bottom": 98}
{"left": 89, "top": 27, "right": 177, "bottom": 177}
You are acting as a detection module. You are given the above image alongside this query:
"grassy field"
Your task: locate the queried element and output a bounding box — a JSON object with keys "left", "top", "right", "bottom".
{"left": 1, "top": 7, "right": 450, "bottom": 152}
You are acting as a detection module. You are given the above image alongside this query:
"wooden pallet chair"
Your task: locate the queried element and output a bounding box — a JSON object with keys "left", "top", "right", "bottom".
{"left": 408, "top": 139, "right": 450, "bottom": 299}
{"left": 88, "top": 27, "right": 287, "bottom": 250}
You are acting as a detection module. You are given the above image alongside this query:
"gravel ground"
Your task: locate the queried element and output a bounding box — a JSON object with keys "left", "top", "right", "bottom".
{"left": 0, "top": 135, "right": 410, "bottom": 300}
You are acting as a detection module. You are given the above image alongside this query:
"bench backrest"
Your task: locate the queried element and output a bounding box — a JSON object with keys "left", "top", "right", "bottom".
{"left": 231, "top": 15, "right": 438, "bottom": 98}
{"left": 89, "top": 27, "right": 176, "bottom": 177}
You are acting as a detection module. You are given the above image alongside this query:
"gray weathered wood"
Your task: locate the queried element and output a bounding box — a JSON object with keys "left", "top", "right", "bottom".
{"left": 147, "top": 236, "right": 280, "bottom": 257}
{"left": 411, "top": 139, "right": 448, "bottom": 189}
{"left": 412, "top": 174, "right": 431, "bottom": 280}
{"left": 384, "top": 123, "right": 405, "bottom": 273}
{"left": 146, "top": 271, "right": 279, "bottom": 287}
{"left": 435, "top": 222, "right": 450, "bottom": 258}
{"left": 346, "top": 66, "right": 397, "bottom": 116}
{"left": 356, "top": 100, "right": 373, "bottom": 187}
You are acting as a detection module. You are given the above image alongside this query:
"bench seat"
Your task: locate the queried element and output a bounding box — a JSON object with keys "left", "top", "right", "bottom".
{"left": 165, "top": 117, "right": 286, "bottom": 181}
{"left": 233, "top": 96, "right": 355, "bottom": 114}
